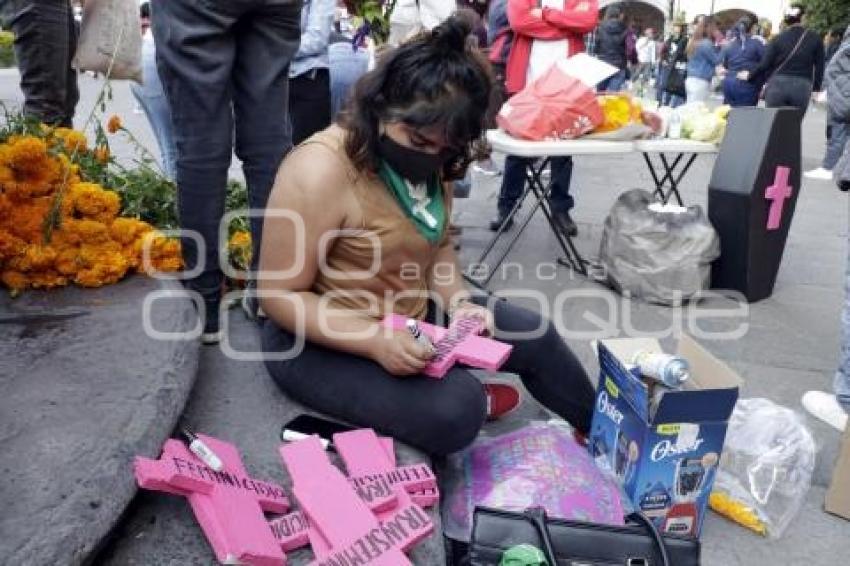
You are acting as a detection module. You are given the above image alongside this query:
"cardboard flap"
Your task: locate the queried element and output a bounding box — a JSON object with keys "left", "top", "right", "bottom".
{"left": 826, "top": 424, "right": 850, "bottom": 521}
{"left": 676, "top": 335, "right": 743, "bottom": 390}
{"left": 652, "top": 388, "right": 740, "bottom": 424}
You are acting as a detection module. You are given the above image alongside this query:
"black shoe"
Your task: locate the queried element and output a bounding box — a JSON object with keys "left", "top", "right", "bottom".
{"left": 201, "top": 299, "right": 223, "bottom": 345}
{"left": 489, "top": 214, "right": 514, "bottom": 232}
{"left": 553, "top": 210, "right": 578, "bottom": 237}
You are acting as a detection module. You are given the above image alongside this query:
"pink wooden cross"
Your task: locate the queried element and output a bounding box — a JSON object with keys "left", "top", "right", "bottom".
{"left": 765, "top": 165, "right": 794, "bottom": 231}
{"left": 134, "top": 435, "right": 290, "bottom": 566}
{"left": 280, "top": 436, "right": 433, "bottom": 566}
{"left": 383, "top": 313, "right": 513, "bottom": 378}
{"left": 335, "top": 429, "right": 436, "bottom": 552}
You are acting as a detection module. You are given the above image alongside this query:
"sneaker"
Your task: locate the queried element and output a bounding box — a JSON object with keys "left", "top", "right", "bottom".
{"left": 552, "top": 210, "right": 578, "bottom": 237}
{"left": 802, "top": 390, "right": 848, "bottom": 431}
{"left": 473, "top": 160, "right": 502, "bottom": 177}
{"left": 488, "top": 213, "right": 514, "bottom": 232}
{"left": 804, "top": 167, "right": 834, "bottom": 181}
{"left": 483, "top": 381, "right": 522, "bottom": 421}
{"left": 201, "top": 299, "right": 223, "bottom": 345}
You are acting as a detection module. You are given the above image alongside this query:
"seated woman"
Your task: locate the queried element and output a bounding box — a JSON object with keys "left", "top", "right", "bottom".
{"left": 259, "top": 14, "right": 595, "bottom": 457}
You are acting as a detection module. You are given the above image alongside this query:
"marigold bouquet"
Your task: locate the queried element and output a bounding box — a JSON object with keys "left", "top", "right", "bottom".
{"left": 0, "top": 120, "right": 182, "bottom": 295}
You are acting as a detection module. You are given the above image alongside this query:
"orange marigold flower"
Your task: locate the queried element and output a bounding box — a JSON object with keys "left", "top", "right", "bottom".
{"left": 0, "top": 136, "right": 61, "bottom": 200}
{"left": 0, "top": 228, "right": 25, "bottom": 261}
{"left": 107, "top": 115, "right": 122, "bottom": 134}
{"left": 62, "top": 218, "right": 110, "bottom": 244}
{"left": 69, "top": 182, "right": 121, "bottom": 223}
{"left": 109, "top": 217, "right": 153, "bottom": 245}
{"left": 52, "top": 127, "right": 88, "bottom": 153}
{"left": 29, "top": 270, "right": 68, "bottom": 290}
{"left": 94, "top": 146, "right": 111, "bottom": 164}
{"left": 75, "top": 244, "right": 129, "bottom": 287}
{"left": 7, "top": 244, "right": 58, "bottom": 272}
{"left": 54, "top": 247, "right": 81, "bottom": 276}
{"left": 1, "top": 270, "right": 29, "bottom": 291}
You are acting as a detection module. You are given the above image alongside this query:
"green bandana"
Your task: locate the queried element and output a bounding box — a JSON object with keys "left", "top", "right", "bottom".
{"left": 377, "top": 160, "right": 447, "bottom": 244}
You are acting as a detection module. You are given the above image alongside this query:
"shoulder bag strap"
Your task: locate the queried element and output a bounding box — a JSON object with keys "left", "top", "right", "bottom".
{"left": 627, "top": 512, "right": 671, "bottom": 566}
{"left": 771, "top": 29, "right": 809, "bottom": 80}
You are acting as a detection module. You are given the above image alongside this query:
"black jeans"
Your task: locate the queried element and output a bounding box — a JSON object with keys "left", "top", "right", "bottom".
{"left": 498, "top": 156, "right": 574, "bottom": 217}
{"left": 5, "top": 0, "right": 78, "bottom": 127}
{"left": 765, "top": 74, "right": 813, "bottom": 118}
{"left": 151, "top": 0, "right": 301, "bottom": 301}
{"left": 289, "top": 68, "right": 331, "bottom": 146}
{"left": 262, "top": 297, "right": 595, "bottom": 456}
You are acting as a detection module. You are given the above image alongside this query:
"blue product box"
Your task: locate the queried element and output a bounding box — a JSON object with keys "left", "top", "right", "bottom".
{"left": 588, "top": 336, "right": 740, "bottom": 538}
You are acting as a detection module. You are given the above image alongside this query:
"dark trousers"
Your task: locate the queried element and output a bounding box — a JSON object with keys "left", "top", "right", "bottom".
{"left": 289, "top": 68, "right": 332, "bottom": 146}
{"left": 498, "top": 156, "right": 574, "bottom": 217}
{"left": 765, "top": 74, "right": 813, "bottom": 118}
{"left": 722, "top": 77, "right": 760, "bottom": 107}
{"left": 262, "top": 296, "right": 595, "bottom": 456}
{"left": 5, "top": 0, "right": 78, "bottom": 127}
{"left": 151, "top": 0, "right": 301, "bottom": 301}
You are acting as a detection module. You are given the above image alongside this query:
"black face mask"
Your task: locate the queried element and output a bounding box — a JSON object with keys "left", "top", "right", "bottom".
{"left": 378, "top": 134, "right": 454, "bottom": 184}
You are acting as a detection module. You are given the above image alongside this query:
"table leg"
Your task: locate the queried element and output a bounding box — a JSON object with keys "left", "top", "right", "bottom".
{"left": 642, "top": 152, "right": 665, "bottom": 201}
{"left": 659, "top": 153, "right": 696, "bottom": 206}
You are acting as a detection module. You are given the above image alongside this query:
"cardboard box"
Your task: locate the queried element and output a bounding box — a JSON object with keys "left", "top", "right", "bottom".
{"left": 588, "top": 335, "right": 741, "bottom": 537}
{"left": 825, "top": 421, "right": 850, "bottom": 521}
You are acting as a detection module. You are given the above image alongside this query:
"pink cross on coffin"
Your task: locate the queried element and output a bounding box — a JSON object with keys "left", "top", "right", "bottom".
{"left": 382, "top": 314, "right": 513, "bottom": 378}
{"left": 765, "top": 166, "right": 794, "bottom": 231}
{"left": 134, "top": 435, "right": 290, "bottom": 565}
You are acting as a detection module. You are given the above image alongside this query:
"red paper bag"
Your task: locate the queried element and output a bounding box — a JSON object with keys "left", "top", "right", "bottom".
{"left": 497, "top": 64, "right": 603, "bottom": 141}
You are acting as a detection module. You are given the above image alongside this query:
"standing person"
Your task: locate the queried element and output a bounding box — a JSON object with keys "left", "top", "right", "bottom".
{"left": 826, "top": 28, "right": 843, "bottom": 64}
{"left": 130, "top": 2, "right": 177, "bottom": 180}
{"left": 151, "top": 0, "right": 302, "bottom": 343}
{"left": 490, "top": 0, "right": 598, "bottom": 235}
{"left": 806, "top": 26, "right": 850, "bottom": 181}
{"left": 595, "top": 4, "right": 629, "bottom": 92}
{"left": 389, "top": 0, "right": 455, "bottom": 45}
{"left": 260, "top": 14, "right": 595, "bottom": 454}
{"left": 657, "top": 20, "right": 687, "bottom": 107}
{"left": 290, "top": 0, "right": 335, "bottom": 146}
{"left": 328, "top": 4, "right": 369, "bottom": 118}
{"left": 685, "top": 16, "right": 720, "bottom": 104}
{"left": 755, "top": 19, "right": 773, "bottom": 45}
{"left": 3, "top": 0, "right": 78, "bottom": 127}
{"left": 634, "top": 27, "right": 657, "bottom": 88}
{"left": 739, "top": 4, "right": 824, "bottom": 118}
{"left": 719, "top": 16, "right": 765, "bottom": 108}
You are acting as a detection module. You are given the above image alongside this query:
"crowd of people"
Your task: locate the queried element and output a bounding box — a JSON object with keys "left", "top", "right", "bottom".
{"left": 3, "top": 0, "right": 850, "bottom": 449}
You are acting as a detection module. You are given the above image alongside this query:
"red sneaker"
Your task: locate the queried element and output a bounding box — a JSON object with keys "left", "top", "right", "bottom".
{"left": 483, "top": 381, "right": 522, "bottom": 421}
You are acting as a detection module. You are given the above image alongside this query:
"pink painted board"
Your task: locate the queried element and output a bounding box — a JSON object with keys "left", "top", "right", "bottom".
{"left": 334, "top": 430, "right": 435, "bottom": 550}
{"left": 379, "top": 436, "right": 440, "bottom": 507}
{"left": 269, "top": 511, "right": 311, "bottom": 552}
{"left": 280, "top": 437, "right": 412, "bottom": 566}
{"left": 382, "top": 314, "right": 513, "bottom": 378}
{"left": 134, "top": 435, "right": 289, "bottom": 566}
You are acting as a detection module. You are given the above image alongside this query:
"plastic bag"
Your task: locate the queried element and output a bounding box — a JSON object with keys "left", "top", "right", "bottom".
{"left": 496, "top": 64, "right": 603, "bottom": 141}
{"left": 710, "top": 398, "right": 816, "bottom": 538}
{"left": 442, "top": 421, "right": 624, "bottom": 542}
{"left": 74, "top": 0, "right": 142, "bottom": 82}
{"left": 598, "top": 189, "right": 720, "bottom": 305}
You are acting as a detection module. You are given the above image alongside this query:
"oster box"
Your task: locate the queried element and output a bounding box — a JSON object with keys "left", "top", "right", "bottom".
{"left": 588, "top": 336, "right": 740, "bottom": 537}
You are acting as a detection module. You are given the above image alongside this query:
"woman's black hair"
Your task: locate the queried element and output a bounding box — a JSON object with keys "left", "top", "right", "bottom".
{"left": 783, "top": 3, "right": 805, "bottom": 26}
{"left": 340, "top": 11, "right": 493, "bottom": 180}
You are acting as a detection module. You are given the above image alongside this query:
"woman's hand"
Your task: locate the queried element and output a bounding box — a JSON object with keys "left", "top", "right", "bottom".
{"left": 451, "top": 302, "right": 495, "bottom": 337}
{"left": 736, "top": 70, "right": 750, "bottom": 81}
{"left": 370, "top": 329, "right": 435, "bottom": 376}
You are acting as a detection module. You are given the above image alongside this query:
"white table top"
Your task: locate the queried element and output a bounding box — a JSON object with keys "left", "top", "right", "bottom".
{"left": 633, "top": 138, "right": 718, "bottom": 154}
{"left": 486, "top": 129, "right": 634, "bottom": 157}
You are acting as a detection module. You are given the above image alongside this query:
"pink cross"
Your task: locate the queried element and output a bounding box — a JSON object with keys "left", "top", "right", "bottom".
{"left": 765, "top": 166, "right": 794, "bottom": 231}
{"left": 383, "top": 314, "right": 513, "bottom": 378}
{"left": 280, "top": 437, "right": 433, "bottom": 565}
{"left": 134, "top": 435, "right": 290, "bottom": 565}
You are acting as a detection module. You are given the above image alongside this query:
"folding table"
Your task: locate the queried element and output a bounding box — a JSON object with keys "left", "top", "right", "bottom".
{"left": 470, "top": 130, "right": 633, "bottom": 287}
{"left": 634, "top": 139, "right": 718, "bottom": 206}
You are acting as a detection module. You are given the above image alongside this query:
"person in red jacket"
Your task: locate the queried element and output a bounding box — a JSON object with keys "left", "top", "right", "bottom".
{"left": 490, "top": 0, "right": 598, "bottom": 235}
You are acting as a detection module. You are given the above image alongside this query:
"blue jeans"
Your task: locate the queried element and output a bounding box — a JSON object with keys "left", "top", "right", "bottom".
{"left": 498, "top": 156, "right": 573, "bottom": 217}
{"left": 328, "top": 42, "right": 368, "bottom": 117}
{"left": 130, "top": 38, "right": 177, "bottom": 180}
{"left": 598, "top": 69, "right": 627, "bottom": 92}
{"left": 722, "top": 77, "right": 759, "bottom": 108}
{"left": 824, "top": 115, "right": 849, "bottom": 171}
{"left": 656, "top": 66, "right": 684, "bottom": 108}
{"left": 837, "top": 225, "right": 850, "bottom": 408}
{"left": 152, "top": 0, "right": 301, "bottom": 300}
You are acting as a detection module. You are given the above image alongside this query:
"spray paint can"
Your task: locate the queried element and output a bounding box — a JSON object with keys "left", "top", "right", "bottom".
{"left": 631, "top": 351, "right": 690, "bottom": 388}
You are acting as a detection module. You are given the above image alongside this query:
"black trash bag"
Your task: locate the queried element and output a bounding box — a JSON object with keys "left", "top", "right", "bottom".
{"left": 598, "top": 189, "right": 720, "bottom": 305}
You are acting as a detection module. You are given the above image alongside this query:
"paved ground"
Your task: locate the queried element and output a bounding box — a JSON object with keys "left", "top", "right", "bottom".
{"left": 3, "top": 70, "right": 850, "bottom": 565}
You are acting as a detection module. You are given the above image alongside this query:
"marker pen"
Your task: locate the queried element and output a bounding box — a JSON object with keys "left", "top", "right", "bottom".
{"left": 182, "top": 428, "right": 224, "bottom": 472}
{"left": 281, "top": 429, "right": 332, "bottom": 450}
{"left": 405, "top": 319, "right": 433, "bottom": 350}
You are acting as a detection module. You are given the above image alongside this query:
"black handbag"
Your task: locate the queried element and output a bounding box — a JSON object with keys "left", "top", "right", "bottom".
{"left": 468, "top": 506, "right": 700, "bottom": 566}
